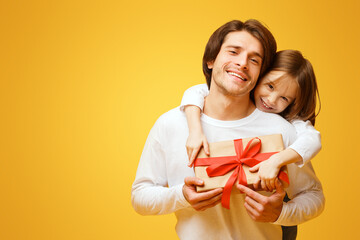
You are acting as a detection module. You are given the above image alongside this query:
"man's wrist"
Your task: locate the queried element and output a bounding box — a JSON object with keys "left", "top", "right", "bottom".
{"left": 272, "top": 201, "right": 287, "bottom": 225}
{"left": 179, "top": 184, "right": 191, "bottom": 207}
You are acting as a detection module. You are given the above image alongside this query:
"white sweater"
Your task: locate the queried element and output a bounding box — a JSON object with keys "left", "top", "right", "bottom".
{"left": 180, "top": 83, "right": 322, "bottom": 167}
{"left": 131, "top": 107, "right": 324, "bottom": 240}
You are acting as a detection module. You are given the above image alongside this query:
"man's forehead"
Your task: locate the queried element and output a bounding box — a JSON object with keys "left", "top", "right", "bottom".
{"left": 222, "top": 31, "right": 264, "bottom": 58}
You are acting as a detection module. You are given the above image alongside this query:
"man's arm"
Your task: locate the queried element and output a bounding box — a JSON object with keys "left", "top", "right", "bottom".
{"left": 273, "top": 162, "right": 325, "bottom": 226}
{"left": 131, "top": 117, "right": 223, "bottom": 215}
{"left": 236, "top": 162, "right": 325, "bottom": 225}
{"left": 131, "top": 122, "right": 190, "bottom": 215}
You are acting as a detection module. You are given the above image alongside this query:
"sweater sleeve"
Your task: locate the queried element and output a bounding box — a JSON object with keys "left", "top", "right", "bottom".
{"left": 131, "top": 122, "right": 190, "bottom": 215}
{"left": 273, "top": 162, "right": 325, "bottom": 226}
{"left": 180, "top": 84, "right": 209, "bottom": 111}
{"left": 288, "top": 120, "right": 322, "bottom": 167}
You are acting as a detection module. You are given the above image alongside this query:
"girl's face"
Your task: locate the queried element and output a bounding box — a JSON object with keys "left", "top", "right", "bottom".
{"left": 254, "top": 70, "right": 298, "bottom": 114}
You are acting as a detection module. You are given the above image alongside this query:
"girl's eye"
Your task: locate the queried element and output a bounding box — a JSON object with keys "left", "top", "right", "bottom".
{"left": 229, "top": 50, "right": 237, "bottom": 54}
{"left": 281, "top": 96, "right": 289, "bottom": 102}
{"left": 267, "top": 84, "right": 274, "bottom": 90}
{"left": 250, "top": 59, "right": 258, "bottom": 64}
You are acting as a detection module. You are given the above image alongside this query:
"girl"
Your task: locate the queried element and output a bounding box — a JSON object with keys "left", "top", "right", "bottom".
{"left": 181, "top": 50, "right": 321, "bottom": 192}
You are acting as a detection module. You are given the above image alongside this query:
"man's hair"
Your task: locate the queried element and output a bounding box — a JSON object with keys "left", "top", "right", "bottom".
{"left": 203, "top": 19, "right": 277, "bottom": 88}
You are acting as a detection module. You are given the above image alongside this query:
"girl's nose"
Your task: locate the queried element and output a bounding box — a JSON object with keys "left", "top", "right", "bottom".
{"left": 268, "top": 94, "right": 277, "bottom": 105}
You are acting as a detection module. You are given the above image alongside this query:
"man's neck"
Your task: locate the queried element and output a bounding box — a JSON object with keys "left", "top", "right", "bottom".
{"left": 203, "top": 87, "right": 256, "bottom": 121}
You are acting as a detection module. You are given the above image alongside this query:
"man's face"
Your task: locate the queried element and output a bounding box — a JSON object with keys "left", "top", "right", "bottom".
{"left": 208, "top": 31, "right": 264, "bottom": 97}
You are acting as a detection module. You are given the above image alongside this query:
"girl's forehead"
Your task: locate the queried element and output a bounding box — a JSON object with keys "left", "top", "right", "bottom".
{"left": 262, "top": 70, "right": 296, "bottom": 86}
{"left": 264, "top": 70, "right": 287, "bottom": 80}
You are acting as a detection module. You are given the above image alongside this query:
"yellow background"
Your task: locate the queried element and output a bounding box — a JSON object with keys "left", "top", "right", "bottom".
{"left": 1, "top": 0, "right": 359, "bottom": 239}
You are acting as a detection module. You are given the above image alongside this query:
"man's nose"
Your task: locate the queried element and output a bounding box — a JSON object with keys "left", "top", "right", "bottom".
{"left": 235, "top": 53, "right": 248, "bottom": 70}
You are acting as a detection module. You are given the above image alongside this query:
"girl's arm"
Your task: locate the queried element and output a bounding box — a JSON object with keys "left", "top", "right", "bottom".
{"left": 184, "top": 107, "right": 209, "bottom": 166}
{"left": 180, "top": 84, "right": 209, "bottom": 111}
{"left": 250, "top": 120, "right": 322, "bottom": 191}
{"left": 250, "top": 148, "right": 302, "bottom": 191}
{"left": 289, "top": 119, "right": 322, "bottom": 167}
{"left": 180, "top": 84, "right": 210, "bottom": 166}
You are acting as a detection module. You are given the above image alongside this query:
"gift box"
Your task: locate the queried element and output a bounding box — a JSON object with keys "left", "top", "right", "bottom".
{"left": 194, "top": 134, "right": 289, "bottom": 209}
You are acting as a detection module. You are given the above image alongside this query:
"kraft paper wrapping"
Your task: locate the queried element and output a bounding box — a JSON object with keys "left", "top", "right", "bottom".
{"left": 194, "top": 134, "right": 288, "bottom": 192}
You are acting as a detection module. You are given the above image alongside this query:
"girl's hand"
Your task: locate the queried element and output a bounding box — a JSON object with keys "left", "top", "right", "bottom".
{"left": 186, "top": 130, "right": 210, "bottom": 167}
{"left": 249, "top": 154, "right": 281, "bottom": 192}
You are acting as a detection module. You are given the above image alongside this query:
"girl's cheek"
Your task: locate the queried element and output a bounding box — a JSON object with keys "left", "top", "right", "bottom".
{"left": 281, "top": 103, "right": 291, "bottom": 112}
{"left": 257, "top": 86, "right": 266, "bottom": 94}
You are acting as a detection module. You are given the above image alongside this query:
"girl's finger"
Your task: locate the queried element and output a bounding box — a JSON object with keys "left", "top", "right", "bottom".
{"left": 203, "top": 140, "right": 210, "bottom": 155}
{"left": 270, "top": 179, "right": 276, "bottom": 190}
{"left": 188, "top": 150, "right": 195, "bottom": 166}
{"left": 249, "top": 164, "right": 259, "bottom": 172}
{"left": 265, "top": 180, "right": 273, "bottom": 192}
{"left": 186, "top": 147, "right": 193, "bottom": 162}
{"left": 189, "top": 148, "right": 200, "bottom": 167}
{"left": 261, "top": 179, "right": 267, "bottom": 191}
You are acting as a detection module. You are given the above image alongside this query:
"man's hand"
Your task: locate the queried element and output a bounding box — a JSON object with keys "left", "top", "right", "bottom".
{"left": 183, "top": 176, "right": 223, "bottom": 211}
{"left": 237, "top": 179, "right": 285, "bottom": 222}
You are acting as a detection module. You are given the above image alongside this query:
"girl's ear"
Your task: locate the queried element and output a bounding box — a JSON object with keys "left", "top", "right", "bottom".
{"left": 207, "top": 61, "right": 214, "bottom": 69}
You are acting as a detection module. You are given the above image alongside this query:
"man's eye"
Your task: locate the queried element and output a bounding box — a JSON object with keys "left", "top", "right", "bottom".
{"left": 229, "top": 50, "right": 237, "bottom": 54}
{"left": 268, "top": 84, "right": 274, "bottom": 90}
{"left": 250, "top": 59, "right": 258, "bottom": 64}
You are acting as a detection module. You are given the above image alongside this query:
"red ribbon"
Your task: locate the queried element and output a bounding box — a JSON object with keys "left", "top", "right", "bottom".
{"left": 194, "top": 137, "right": 289, "bottom": 209}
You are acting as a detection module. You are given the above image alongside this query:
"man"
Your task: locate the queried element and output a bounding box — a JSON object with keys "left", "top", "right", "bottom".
{"left": 131, "top": 20, "right": 324, "bottom": 240}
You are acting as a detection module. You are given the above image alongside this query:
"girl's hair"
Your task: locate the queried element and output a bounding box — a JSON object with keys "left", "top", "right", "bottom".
{"left": 271, "top": 50, "right": 321, "bottom": 125}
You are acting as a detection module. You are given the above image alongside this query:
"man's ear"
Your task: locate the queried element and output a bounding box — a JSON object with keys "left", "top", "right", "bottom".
{"left": 207, "top": 61, "right": 214, "bottom": 69}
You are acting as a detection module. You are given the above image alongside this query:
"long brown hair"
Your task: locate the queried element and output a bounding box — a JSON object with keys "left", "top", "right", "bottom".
{"left": 272, "top": 50, "right": 321, "bottom": 125}
{"left": 202, "top": 19, "right": 277, "bottom": 88}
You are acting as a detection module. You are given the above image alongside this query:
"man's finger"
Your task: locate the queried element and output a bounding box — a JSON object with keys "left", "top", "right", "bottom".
{"left": 195, "top": 188, "right": 223, "bottom": 201}
{"left": 195, "top": 193, "right": 223, "bottom": 211}
{"left": 274, "top": 179, "right": 284, "bottom": 195}
{"left": 237, "top": 184, "right": 265, "bottom": 203}
{"left": 184, "top": 186, "right": 223, "bottom": 203}
{"left": 184, "top": 176, "right": 204, "bottom": 186}
{"left": 187, "top": 188, "right": 223, "bottom": 210}
{"left": 198, "top": 198, "right": 222, "bottom": 211}
{"left": 244, "top": 194, "right": 263, "bottom": 212}
{"left": 252, "top": 179, "right": 261, "bottom": 191}
{"left": 243, "top": 201, "right": 259, "bottom": 220}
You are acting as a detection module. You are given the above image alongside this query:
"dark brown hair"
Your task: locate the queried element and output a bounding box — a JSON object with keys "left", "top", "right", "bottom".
{"left": 203, "top": 19, "right": 277, "bottom": 88}
{"left": 272, "top": 50, "right": 321, "bottom": 125}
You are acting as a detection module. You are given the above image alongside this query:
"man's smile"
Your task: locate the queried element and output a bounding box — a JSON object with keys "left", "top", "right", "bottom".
{"left": 227, "top": 71, "right": 247, "bottom": 81}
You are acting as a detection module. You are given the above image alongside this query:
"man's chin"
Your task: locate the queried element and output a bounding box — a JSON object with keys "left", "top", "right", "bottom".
{"left": 211, "top": 80, "right": 254, "bottom": 97}
{"left": 223, "top": 86, "right": 252, "bottom": 97}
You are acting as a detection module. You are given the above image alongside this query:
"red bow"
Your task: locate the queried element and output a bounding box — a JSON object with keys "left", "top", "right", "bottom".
{"left": 194, "top": 138, "right": 289, "bottom": 209}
